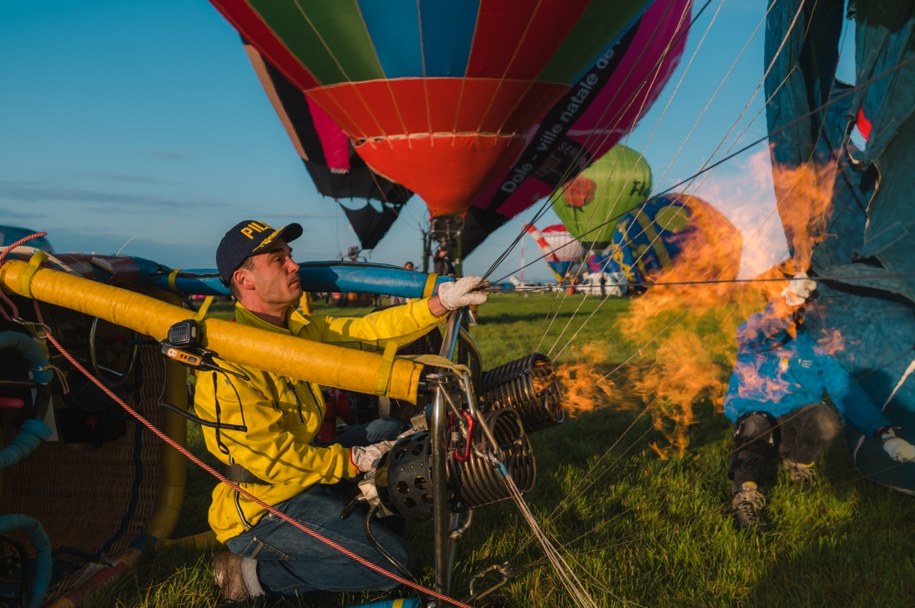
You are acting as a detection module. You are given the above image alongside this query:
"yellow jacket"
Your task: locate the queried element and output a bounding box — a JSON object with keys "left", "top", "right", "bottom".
{"left": 193, "top": 298, "right": 443, "bottom": 542}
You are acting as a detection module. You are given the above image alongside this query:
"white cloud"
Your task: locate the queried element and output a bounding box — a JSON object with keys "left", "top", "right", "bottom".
{"left": 693, "top": 148, "right": 789, "bottom": 278}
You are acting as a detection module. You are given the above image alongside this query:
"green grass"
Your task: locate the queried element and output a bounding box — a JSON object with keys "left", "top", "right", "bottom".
{"left": 85, "top": 293, "right": 915, "bottom": 607}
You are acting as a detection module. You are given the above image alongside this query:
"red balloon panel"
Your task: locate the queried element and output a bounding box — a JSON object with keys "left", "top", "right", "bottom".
{"left": 308, "top": 79, "right": 567, "bottom": 141}
{"left": 356, "top": 135, "right": 523, "bottom": 218}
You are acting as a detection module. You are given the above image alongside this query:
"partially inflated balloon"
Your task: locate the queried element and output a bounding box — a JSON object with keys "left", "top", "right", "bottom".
{"left": 243, "top": 41, "right": 412, "bottom": 250}
{"left": 550, "top": 145, "right": 652, "bottom": 248}
{"left": 541, "top": 224, "right": 586, "bottom": 264}
{"left": 593, "top": 193, "right": 741, "bottom": 290}
{"left": 764, "top": 0, "right": 915, "bottom": 493}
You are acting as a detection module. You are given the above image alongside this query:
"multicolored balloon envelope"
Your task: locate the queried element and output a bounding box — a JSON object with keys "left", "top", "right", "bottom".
{"left": 210, "top": 0, "right": 653, "bottom": 220}
{"left": 525, "top": 223, "right": 585, "bottom": 280}
{"left": 592, "top": 193, "right": 741, "bottom": 290}
{"left": 550, "top": 145, "right": 653, "bottom": 248}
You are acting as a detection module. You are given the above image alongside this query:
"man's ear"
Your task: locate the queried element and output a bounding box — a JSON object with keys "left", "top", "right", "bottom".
{"left": 233, "top": 267, "right": 254, "bottom": 291}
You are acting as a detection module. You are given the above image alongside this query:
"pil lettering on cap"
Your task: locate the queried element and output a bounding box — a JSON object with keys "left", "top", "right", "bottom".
{"left": 239, "top": 221, "right": 271, "bottom": 240}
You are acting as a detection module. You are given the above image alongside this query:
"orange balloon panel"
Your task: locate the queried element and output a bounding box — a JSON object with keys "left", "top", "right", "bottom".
{"left": 355, "top": 134, "right": 524, "bottom": 218}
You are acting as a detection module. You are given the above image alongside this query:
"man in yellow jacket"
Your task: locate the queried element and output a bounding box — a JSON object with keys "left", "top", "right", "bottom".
{"left": 196, "top": 219, "right": 489, "bottom": 604}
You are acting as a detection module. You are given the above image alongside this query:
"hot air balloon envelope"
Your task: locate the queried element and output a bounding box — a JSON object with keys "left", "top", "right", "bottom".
{"left": 551, "top": 145, "right": 652, "bottom": 248}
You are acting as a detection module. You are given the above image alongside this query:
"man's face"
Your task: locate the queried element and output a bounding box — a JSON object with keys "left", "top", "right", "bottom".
{"left": 239, "top": 241, "right": 302, "bottom": 308}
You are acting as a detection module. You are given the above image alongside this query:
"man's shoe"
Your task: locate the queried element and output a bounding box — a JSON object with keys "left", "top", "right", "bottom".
{"left": 213, "top": 551, "right": 250, "bottom": 605}
{"left": 783, "top": 459, "right": 817, "bottom": 487}
{"left": 731, "top": 482, "right": 770, "bottom": 532}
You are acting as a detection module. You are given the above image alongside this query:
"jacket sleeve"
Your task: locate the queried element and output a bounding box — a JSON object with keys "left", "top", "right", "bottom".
{"left": 194, "top": 368, "right": 358, "bottom": 486}
{"left": 811, "top": 339, "right": 891, "bottom": 436}
{"left": 310, "top": 297, "right": 443, "bottom": 348}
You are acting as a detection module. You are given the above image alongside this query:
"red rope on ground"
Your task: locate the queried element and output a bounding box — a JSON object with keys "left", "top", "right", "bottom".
{"left": 29, "top": 299, "right": 472, "bottom": 608}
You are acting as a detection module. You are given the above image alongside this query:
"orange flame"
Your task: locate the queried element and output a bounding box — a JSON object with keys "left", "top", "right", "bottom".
{"left": 615, "top": 187, "right": 797, "bottom": 456}
{"left": 771, "top": 158, "right": 836, "bottom": 270}
{"left": 553, "top": 344, "right": 618, "bottom": 414}
{"left": 552, "top": 158, "right": 845, "bottom": 458}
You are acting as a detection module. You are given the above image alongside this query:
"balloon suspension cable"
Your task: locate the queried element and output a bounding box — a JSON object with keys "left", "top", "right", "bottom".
{"left": 499, "top": 23, "right": 915, "bottom": 522}
{"left": 451, "top": 370, "right": 600, "bottom": 608}
{"left": 23, "top": 298, "right": 473, "bottom": 608}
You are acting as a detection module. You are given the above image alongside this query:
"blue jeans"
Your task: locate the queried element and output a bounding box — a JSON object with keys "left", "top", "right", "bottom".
{"left": 225, "top": 418, "right": 409, "bottom": 596}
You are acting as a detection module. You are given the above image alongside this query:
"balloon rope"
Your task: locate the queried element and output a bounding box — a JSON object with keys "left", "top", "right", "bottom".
{"left": 497, "top": 466, "right": 600, "bottom": 608}
{"left": 478, "top": 0, "right": 915, "bottom": 580}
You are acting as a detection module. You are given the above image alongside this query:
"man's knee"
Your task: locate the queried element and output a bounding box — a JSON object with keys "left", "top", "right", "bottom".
{"left": 734, "top": 411, "right": 776, "bottom": 445}
{"left": 802, "top": 403, "right": 841, "bottom": 442}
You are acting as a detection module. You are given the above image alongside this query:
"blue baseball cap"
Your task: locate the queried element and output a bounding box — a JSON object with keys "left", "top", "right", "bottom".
{"left": 216, "top": 219, "right": 303, "bottom": 286}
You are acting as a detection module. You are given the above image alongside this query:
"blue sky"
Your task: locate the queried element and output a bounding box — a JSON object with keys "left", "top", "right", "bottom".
{"left": 0, "top": 1, "right": 856, "bottom": 281}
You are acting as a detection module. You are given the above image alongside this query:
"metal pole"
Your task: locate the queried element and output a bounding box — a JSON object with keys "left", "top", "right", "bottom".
{"left": 431, "top": 308, "right": 465, "bottom": 596}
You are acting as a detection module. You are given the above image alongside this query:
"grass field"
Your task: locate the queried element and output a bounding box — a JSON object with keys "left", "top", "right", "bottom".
{"left": 85, "top": 292, "right": 915, "bottom": 607}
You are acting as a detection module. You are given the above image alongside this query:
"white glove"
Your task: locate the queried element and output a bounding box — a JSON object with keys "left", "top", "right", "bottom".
{"left": 436, "top": 276, "right": 490, "bottom": 311}
{"left": 780, "top": 272, "right": 817, "bottom": 306}
{"left": 350, "top": 440, "right": 395, "bottom": 473}
{"left": 883, "top": 437, "right": 915, "bottom": 463}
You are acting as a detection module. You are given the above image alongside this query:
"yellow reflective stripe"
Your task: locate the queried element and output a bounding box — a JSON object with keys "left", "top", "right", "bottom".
{"left": 423, "top": 273, "right": 439, "bottom": 298}
{"left": 20, "top": 250, "right": 48, "bottom": 298}
{"left": 374, "top": 341, "right": 400, "bottom": 395}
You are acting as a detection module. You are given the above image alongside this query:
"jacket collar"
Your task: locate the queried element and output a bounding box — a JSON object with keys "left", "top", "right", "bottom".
{"left": 235, "top": 302, "right": 312, "bottom": 336}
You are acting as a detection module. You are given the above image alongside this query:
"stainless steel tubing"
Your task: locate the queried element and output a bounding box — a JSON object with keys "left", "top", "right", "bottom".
{"left": 480, "top": 353, "right": 565, "bottom": 432}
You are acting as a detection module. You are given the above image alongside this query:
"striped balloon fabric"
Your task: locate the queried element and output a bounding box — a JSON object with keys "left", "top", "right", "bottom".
{"left": 210, "top": 0, "right": 650, "bottom": 217}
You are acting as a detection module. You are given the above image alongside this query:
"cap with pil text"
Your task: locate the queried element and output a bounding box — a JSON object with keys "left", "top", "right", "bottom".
{"left": 216, "top": 219, "right": 302, "bottom": 286}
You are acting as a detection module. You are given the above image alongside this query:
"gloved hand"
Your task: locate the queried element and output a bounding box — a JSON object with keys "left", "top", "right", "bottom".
{"left": 780, "top": 272, "right": 817, "bottom": 306}
{"left": 436, "top": 276, "right": 490, "bottom": 311}
{"left": 350, "top": 440, "right": 395, "bottom": 473}
{"left": 883, "top": 436, "right": 915, "bottom": 463}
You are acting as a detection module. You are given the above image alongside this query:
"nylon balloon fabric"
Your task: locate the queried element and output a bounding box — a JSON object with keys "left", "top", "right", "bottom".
{"left": 763, "top": 0, "right": 915, "bottom": 492}
{"left": 243, "top": 40, "right": 412, "bottom": 250}
{"left": 211, "top": 0, "right": 653, "bottom": 222}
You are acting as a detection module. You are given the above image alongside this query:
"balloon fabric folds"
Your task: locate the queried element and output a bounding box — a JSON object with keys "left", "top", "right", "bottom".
{"left": 210, "top": 0, "right": 655, "bottom": 223}
{"left": 550, "top": 144, "right": 652, "bottom": 249}
{"left": 242, "top": 40, "right": 412, "bottom": 250}
{"left": 764, "top": 0, "right": 915, "bottom": 493}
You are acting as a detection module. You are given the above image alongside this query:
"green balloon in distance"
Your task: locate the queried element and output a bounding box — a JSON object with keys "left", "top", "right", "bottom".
{"left": 550, "top": 144, "right": 652, "bottom": 248}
